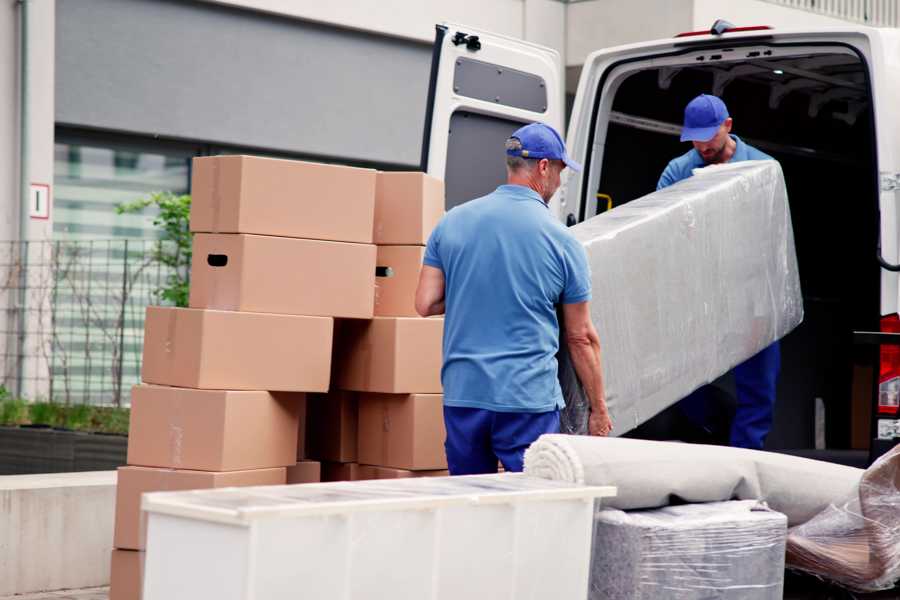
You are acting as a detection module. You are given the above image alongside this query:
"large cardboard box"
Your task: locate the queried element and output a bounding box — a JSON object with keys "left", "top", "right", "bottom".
{"left": 357, "top": 465, "right": 449, "bottom": 480}
{"left": 306, "top": 391, "right": 358, "bottom": 463}
{"left": 335, "top": 317, "right": 443, "bottom": 393}
{"left": 321, "top": 461, "right": 360, "bottom": 482}
{"left": 114, "top": 465, "right": 285, "bottom": 550}
{"left": 357, "top": 393, "right": 447, "bottom": 470}
{"left": 375, "top": 245, "right": 425, "bottom": 317}
{"left": 286, "top": 460, "right": 321, "bottom": 484}
{"left": 374, "top": 172, "right": 444, "bottom": 245}
{"left": 191, "top": 155, "right": 376, "bottom": 243}
{"left": 110, "top": 549, "right": 143, "bottom": 600}
{"left": 141, "top": 307, "right": 332, "bottom": 391}
{"left": 190, "top": 233, "right": 376, "bottom": 319}
{"left": 127, "top": 385, "right": 302, "bottom": 471}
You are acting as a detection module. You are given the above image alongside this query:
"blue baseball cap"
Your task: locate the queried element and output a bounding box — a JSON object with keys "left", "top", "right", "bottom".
{"left": 680, "top": 94, "right": 730, "bottom": 142}
{"left": 507, "top": 122, "right": 582, "bottom": 172}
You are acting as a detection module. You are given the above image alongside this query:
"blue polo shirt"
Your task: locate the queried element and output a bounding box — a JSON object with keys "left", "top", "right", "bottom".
{"left": 423, "top": 184, "right": 591, "bottom": 413}
{"left": 657, "top": 135, "right": 772, "bottom": 190}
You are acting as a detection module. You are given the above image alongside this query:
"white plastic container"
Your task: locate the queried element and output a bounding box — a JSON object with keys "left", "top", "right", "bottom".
{"left": 141, "top": 473, "right": 616, "bottom": 600}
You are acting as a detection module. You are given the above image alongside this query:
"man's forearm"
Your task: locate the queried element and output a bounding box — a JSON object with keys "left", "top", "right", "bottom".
{"left": 567, "top": 337, "right": 607, "bottom": 415}
{"left": 424, "top": 301, "right": 445, "bottom": 316}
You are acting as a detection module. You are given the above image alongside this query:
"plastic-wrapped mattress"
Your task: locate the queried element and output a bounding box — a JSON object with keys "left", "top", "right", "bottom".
{"left": 558, "top": 160, "right": 802, "bottom": 435}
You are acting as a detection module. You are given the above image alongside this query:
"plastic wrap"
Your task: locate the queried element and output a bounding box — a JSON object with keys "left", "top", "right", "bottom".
{"left": 786, "top": 444, "right": 900, "bottom": 592}
{"left": 590, "top": 500, "right": 787, "bottom": 599}
{"left": 558, "top": 161, "right": 803, "bottom": 435}
{"left": 524, "top": 435, "right": 862, "bottom": 526}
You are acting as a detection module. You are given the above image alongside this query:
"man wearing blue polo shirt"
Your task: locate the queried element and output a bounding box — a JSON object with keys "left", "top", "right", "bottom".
{"left": 415, "top": 122, "right": 612, "bottom": 474}
{"left": 658, "top": 93, "right": 781, "bottom": 450}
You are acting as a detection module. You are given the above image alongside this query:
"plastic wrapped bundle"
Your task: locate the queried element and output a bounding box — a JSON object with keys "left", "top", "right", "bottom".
{"left": 786, "top": 444, "right": 900, "bottom": 592}
{"left": 524, "top": 435, "right": 862, "bottom": 526}
{"left": 558, "top": 161, "right": 802, "bottom": 435}
{"left": 591, "top": 501, "right": 787, "bottom": 599}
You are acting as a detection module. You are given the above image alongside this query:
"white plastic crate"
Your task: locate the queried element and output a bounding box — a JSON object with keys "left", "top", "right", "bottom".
{"left": 141, "top": 473, "right": 616, "bottom": 600}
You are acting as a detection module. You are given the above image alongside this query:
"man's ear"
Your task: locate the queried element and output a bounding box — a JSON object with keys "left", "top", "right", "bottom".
{"left": 723, "top": 117, "right": 733, "bottom": 133}
{"left": 539, "top": 158, "right": 551, "bottom": 174}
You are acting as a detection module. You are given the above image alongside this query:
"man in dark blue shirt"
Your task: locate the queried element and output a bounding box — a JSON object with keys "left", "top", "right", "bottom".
{"left": 657, "top": 94, "right": 781, "bottom": 450}
{"left": 415, "top": 123, "right": 612, "bottom": 474}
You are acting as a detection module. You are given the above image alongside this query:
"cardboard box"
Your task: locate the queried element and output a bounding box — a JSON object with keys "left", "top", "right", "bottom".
{"left": 114, "top": 465, "right": 285, "bottom": 550}
{"left": 357, "top": 393, "right": 447, "bottom": 470}
{"left": 286, "top": 460, "right": 321, "bottom": 484}
{"left": 297, "top": 394, "right": 308, "bottom": 460}
{"left": 335, "top": 317, "right": 443, "bottom": 393}
{"left": 356, "top": 465, "right": 449, "bottom": 480}
{"left": 191, "top": 155, "right": 376, "bottom": 243}
{"left": 110, "top": 549, "right": 143, "bottom": 600}
{"left": 141, "top": 307, "right": 332, "bottom": 391}
{"left": 190, "top": 233, "right": 376, "bottom": 319}
{"left": 374, "top": 245, "right": 425, "bottom": 317}
{"left": 127, "top": 385, "right": 302, "bottom": 471}
{"left": 374, "top": 172, "right": 444, "bottom": 245}
{"left": 307, "top": 391, "right": 358, "bottom": 463}
{"left": 321, "top": 462, "right": 360, "bottom": 482}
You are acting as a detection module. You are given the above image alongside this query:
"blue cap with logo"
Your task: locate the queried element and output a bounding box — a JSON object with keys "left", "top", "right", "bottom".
{"left": 507, "top": 122, "right": 582, "bottom": 172}
{"left": 680, "top": 94, "right": 730, "bottom": 142}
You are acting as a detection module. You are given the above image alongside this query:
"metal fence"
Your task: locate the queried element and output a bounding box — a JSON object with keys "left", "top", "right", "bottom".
{"left": 0, "top": 240, "right": 175, "bottom": 407}
{"left": 761, "top": 0, "right": 900, "bottom": 27}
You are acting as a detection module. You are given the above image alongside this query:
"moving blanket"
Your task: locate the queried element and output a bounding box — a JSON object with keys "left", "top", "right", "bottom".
{"left": 591, "top": 501, "right": 787, "bottom": 599}
{"left": 523, "top": 435, "right": 861, "bottom": 526}
{"left": 558, "top": 160, "right": 803, "bottom": 435}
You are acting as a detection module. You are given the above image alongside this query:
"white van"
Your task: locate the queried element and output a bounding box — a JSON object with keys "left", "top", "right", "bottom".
{"left": 421, "top": 22, "right": 900, "bottom": 458}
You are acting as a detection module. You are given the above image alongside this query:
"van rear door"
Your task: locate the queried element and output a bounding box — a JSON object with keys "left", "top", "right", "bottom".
{"left": 421, "top": 23, "right": 564, "bottom": 214}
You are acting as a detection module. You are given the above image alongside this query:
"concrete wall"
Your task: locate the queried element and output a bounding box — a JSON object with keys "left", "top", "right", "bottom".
{"left": 693, "top": 0, "right": 852, "bottom": 29}
{"left": 0, "top": 471, "right": 117, "bottom": 595}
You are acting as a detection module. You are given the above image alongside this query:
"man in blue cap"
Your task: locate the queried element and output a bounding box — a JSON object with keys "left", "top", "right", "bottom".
{"left": 658, "top": 93, "right": 781, "bottom": 450}
{"left": 415, "top": 122, "right": 613, "bottom": 474}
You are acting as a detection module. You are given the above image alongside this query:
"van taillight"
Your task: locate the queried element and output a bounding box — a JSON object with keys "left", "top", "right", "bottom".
{"left": 879, "top": 314, "right": 900, "bottom": 415}
{"left": 675, "top": 25, "right": 772, "bottom": 37}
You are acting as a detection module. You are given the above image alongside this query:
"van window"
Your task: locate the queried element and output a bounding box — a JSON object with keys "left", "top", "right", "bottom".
{"left": 588, "top": 50, "right": 879, "bottom": 451}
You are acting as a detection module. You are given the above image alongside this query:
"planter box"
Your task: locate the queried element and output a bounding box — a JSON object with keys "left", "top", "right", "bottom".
{"left": 0, "top": 426, "right": 127, "bottom": 475}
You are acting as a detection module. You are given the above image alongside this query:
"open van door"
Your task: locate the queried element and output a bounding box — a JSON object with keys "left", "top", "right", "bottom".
{"left": 421, "top": 23, "right": 564, "bottom": 215}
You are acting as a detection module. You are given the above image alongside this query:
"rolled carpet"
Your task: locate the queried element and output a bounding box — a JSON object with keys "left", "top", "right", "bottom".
{"left": 523, "top": 435, "right": 862, "bottom": 526}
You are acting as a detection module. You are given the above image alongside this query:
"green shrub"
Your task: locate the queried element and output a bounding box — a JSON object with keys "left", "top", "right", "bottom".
{"left": 0, "top": 397, "right": 28, "bottom": 426}
{"left": 28, "top": 402, "right": 58, "bottom": 427}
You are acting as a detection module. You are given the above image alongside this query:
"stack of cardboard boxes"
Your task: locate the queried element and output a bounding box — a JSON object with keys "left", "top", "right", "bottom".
{"left": 109, "top": 156, "right": 448, "bottom": 599}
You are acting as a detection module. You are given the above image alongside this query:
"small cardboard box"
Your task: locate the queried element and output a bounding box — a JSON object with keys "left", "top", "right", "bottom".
{"left": 306, "top": 390, "right": 358, "bottom": 463}
{"left": 141, "top": 307, "right": 332, "bottom": 391}
{"left": 114, "top": 465, "right": 285, "bottom": 550}
{"left": 109, "top": 549, "right": 143, "bottom": 600}
{"left": 357, "top": 393, "right": 447, "bottom": 470}
{"left": 335, "top": 317, "right": 443, "bottom": 393}
{"left": 356, "top": 465, "right": 449, "bottom": 480}
{"left": 286, "top": 460, "right": 321, "bottom": 484}
{"left": 127, "top": 385, "right": 302, "bottom": 471}
{"left": 321, "top": 462, "right": 360, "bottom": 482}
{"left": 191, "top": 155, "right": 376, "bottom": 243}
{"left": 190, "top": 233, "right": 376, "bottom": 319}
{"left": 374, "top": 245, "right": 425, "bottom": 317}
{"left": 374, "top": 172, "right": 444, "bottom": 245}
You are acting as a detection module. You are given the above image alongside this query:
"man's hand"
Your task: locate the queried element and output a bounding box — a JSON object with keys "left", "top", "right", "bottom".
{"left": 589, "top": 410, "right": 613, "bottom": 436}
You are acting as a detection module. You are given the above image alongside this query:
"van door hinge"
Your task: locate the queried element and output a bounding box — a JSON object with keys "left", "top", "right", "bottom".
{"left": 881, "top": 172, "right": 900, "bottom": 192}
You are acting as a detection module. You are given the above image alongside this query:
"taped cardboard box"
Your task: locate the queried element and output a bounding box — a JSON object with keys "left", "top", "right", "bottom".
{"left": 374, "top": 172, "right": 444, "bottom": 245}
{"left": 127, "top": 384, "right": 302, "bottom": 471}
{"left": 306, "top": 390, "right": 358, "bottom": 463}
{"left": 191, "top": 155, "right": 376, "bottom": 243}
{"left": 110, "top": 549, "right": 143, "bottom": 600}
{"left": 321, "top": 461, "right": 360, "bottom": 482}
{"left": 335, "top": 317, "right": 443, "bottom": 393}
{"left": 375, "top": 246, "right": 424, "bottom": 317}
{"left": 357, "top": 393, "right": 447, "bottom": 470}
{"left": 357, "top": 465, "right": 449, "bottom": 480}
{"left": 558, "top": 161, "right": 803, "bottom": 435}
{"left": 114, "top": 465, "right": 285, "bottom": 550}
{"left": 286, "top": 460, "right": 321, "bottom": 484}
{"left": 190, "top": 233, "right": 376, "bottom": 319}
{"left": 141, "top": 307, "right": 332, "bottom": 391}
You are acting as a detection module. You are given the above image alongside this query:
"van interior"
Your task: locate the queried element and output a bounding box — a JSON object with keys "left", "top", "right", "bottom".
{"left": 589, "top": 48, "right": 880, "bottom": 454}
